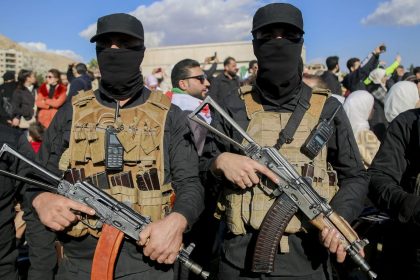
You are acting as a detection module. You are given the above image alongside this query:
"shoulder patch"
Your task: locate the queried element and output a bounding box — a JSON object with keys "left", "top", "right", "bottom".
{"left": 148, "top": 90, "right": 171, "bottom": 110}
{"left": 72, "top": 89, "right": 95, "bottom": 107}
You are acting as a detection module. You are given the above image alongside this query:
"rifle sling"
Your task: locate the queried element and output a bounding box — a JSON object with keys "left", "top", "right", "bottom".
{"left": 252, "top": 193, "right": 298, "bottom": 273}
{"left": 91, "top": 224, "right": 125, "bottom": 280}
{"left": 274, "top": 85, "right": 312, "bottom": 149}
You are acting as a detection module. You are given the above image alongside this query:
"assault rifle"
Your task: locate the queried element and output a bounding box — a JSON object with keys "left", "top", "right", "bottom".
{"left": 0, "top": 144, "right": 209, "bottom": 280}
{"left": 188, "top": 96, "right": 376, "bottom": 279}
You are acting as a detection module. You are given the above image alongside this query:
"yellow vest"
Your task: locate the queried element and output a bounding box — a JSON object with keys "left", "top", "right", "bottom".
{"left": 59, "top": 90, "right": 173, "bottom": 237}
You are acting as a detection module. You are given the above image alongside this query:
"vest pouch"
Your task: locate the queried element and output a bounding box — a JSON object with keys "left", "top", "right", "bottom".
{"left": 140, "top": 121, "right": 160, "bottom": 155}
{"left": 118, "top": 131, "right": 139, "bottom": 161}
{"left": 72, "top": 127, "right": 88, "bottom": 162}
{"left": 223, "top": 188, "right": 247, "bottom": 235}
{"left": 312, "top": 166, "right": 338, "bottom": 203}
{"left": 65, "top": 219, "right": 101, "bottom": 238}
{"left": 248, "top": 186, "right": 276, "bottom": 231}
{"left": 88, "top": 133, "right": 105, "bottom": 164}
{"left": 134, "top": 189, "right": 164, "bottom": 222}
{"left": 104, "top": 185, "right": 138, "bottom": 207}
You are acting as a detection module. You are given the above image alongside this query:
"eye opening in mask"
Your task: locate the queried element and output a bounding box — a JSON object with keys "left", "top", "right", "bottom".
{"left": 253, "top": 23, "right": 303, "bottom": 43}
{"left": 95, "top": 33, "right": 144, "bottom": 50}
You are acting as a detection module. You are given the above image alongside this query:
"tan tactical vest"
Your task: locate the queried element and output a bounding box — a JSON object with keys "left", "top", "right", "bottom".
{"left": 59, "top": 90, "right": 173, "bottom": 237}
{"left": 217, "top": 86, "right": 339, "bottom": 246}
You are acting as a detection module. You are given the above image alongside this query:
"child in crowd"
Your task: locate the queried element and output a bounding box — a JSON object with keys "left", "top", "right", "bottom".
{"left": 27, "top": 122, "right": 45, "bottom": 153}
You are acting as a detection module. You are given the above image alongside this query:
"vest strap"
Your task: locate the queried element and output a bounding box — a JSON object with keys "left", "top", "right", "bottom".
{"left": 274, "top": 85, "right": 312, "bottom": 149}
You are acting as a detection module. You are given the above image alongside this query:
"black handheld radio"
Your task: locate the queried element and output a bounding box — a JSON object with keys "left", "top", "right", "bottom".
{"left": 105, "top": 101, "right": 124, "bottom": 171}
{"left": 301, "top": 105, "right": 342, "bottom": 160}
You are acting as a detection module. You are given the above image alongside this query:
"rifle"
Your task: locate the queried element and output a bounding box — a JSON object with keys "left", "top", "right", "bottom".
{"left": 188, "top": 96, "right": 377, "bottom": 279}
{"left": 0, "top": 144, "right": 209, "bottom": 280}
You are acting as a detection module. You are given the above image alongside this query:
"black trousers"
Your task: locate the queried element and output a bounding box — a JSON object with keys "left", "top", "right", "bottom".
{"left": 55, "top": 254, "right": 174, "bottom": 280}
{"left": 0, "top": 237, "right": 18, "bottom": 280}
{"left": 218, "top": 257, "right": 328, "bottom": 280}
{"left": 23, "top": 207, "right": 57, "bottom": 280}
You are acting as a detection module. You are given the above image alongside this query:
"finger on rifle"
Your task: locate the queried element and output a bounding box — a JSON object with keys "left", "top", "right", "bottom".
{"left": 164, "top": 253, "right": 178, "bottom": 264}
{"left": 54, "top": 215, "right": 72, "bottom": 229}
{"left": 49, "top": 222, "right": 66, "bottom": 232}
{"left": 138, "top": 225, "right": 151, "bottom": 246}
{"left": 329, "top": 232, "right": 341, "bottom": 254}
{"left": 156, "top": 251, "right": 170, "bottom": 263}
{"left": 252, "top": 161, "right": 280, "bottom": 184}
{"left": 336, "top": 244, "right": 346, "bottom": 263}
{"left": 242, "top": 176, "right": 253, "bottom": 188}
{"left": 248, "top": 172, "right": 260, "bottom": 185}
{"left": 62, "top": 209, "right": 79, "bottom": 223}
{"left": 67, "top": 200, "right": 95, "bottom": 216}
{"left": 323, "top": 228, "right": 336, "bottom": 248}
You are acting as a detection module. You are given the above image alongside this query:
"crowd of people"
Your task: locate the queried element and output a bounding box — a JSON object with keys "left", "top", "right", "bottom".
{"left": 1, "top": 2, "right": 420, "bottom": 280}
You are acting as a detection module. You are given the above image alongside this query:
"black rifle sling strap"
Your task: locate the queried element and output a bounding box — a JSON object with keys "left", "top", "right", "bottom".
{"left": 274, "top": 85, "right": 312, "bottom": 150}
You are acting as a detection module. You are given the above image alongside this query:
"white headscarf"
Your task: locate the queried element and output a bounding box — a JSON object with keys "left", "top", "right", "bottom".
{"left": 369, "top": 68, "right": 386, "bottom": 87}
{"left": 384, "top": 81, "right": 419, "bottom": 122}
{"left": 343, "top": 90, "right": 374, "bottom": 136}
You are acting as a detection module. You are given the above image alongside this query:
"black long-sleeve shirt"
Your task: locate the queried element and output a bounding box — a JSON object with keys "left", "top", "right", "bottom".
{"left": 342, "top": 53, "right": 379, "bottom": 93}
{"left": 200, "top": 85, "right": 369, "bottom": 275}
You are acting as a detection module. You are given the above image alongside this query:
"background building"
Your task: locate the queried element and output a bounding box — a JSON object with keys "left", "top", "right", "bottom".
{"left": 142, "top": 41, "right": 306, "bottom": 89}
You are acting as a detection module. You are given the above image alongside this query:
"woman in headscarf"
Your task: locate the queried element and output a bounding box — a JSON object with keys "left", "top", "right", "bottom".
{"left": 384, "top": 81, "right": 420, "bottom": 122}
{"left": 343, "top": 90, "right": 380, "bottom": 168}
{"left": 35, "top": 68, "right": 67, "bottom": 128}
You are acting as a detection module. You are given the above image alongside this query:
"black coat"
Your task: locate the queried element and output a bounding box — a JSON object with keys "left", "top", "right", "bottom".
{"left": 321, "top": 71, "right": 342, "bottom": 95}
{"left": 369, "top": 108, "right": 420, "bottom": 279}
{"left": 208, "top": 72, "right": 240, "bottom": 103}
{"left": 11, "top": 87, "right": 36, "bottom": 120}
{"left": 342, "top": 53, "right": 379, "bottom": 93}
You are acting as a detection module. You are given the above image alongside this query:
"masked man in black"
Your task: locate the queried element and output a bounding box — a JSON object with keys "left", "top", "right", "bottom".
{"left": 27, "top": 13, "right": 204, "bottom": 279}
{"left": 200, "top": 3, "right": 368, "bottom": 279}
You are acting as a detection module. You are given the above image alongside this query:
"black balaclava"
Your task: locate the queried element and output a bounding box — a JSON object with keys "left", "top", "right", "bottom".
{"left": 253, "top": 38, "right": 303, "bottom": 106}
{"left": 252, "top": 3, "right": 304, "bottom": 107}
{"left": 97, "top": 46, "right": 145, "bottom": 101}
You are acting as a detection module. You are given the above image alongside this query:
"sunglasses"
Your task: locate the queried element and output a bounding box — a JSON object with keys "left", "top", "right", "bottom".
{"left": 184, "top": 74, "right": 208, "bottom": 84}
{"left": 46, "top": 75, "right": 54, "bottom": 79}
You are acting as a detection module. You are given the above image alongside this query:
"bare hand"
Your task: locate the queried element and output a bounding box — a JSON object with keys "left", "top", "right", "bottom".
{"left": 320, "top": 227, "right": 347, "bottom": 263}
{"left": 212, "top": 152, "right": 279, "bottom": 189}
{"left": 11, "top": 118, "right": 20, "bottom": 127}
{"left": 395, "top": 54, "right": 401, "bottom": 63}
{"left": 138, "top": 212, "right": 187, "bottom": 264}
{"left": 32, "top": 192, "right": 95, "bottom": 231}
{"left": 374, "top": 44, "right": 385, "bottom": 55}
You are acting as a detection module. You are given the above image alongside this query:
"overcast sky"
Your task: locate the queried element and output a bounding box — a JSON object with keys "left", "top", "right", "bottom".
{"left": 1, "top": 0, "right": 419, "bottom": 71}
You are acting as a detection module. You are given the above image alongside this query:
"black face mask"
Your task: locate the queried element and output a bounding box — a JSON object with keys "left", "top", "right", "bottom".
{"left": 253, "top": 38, "right": 303, "bottom": 106}
{"left": 96, "top": 47, "right": 145, "bottom": 101}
